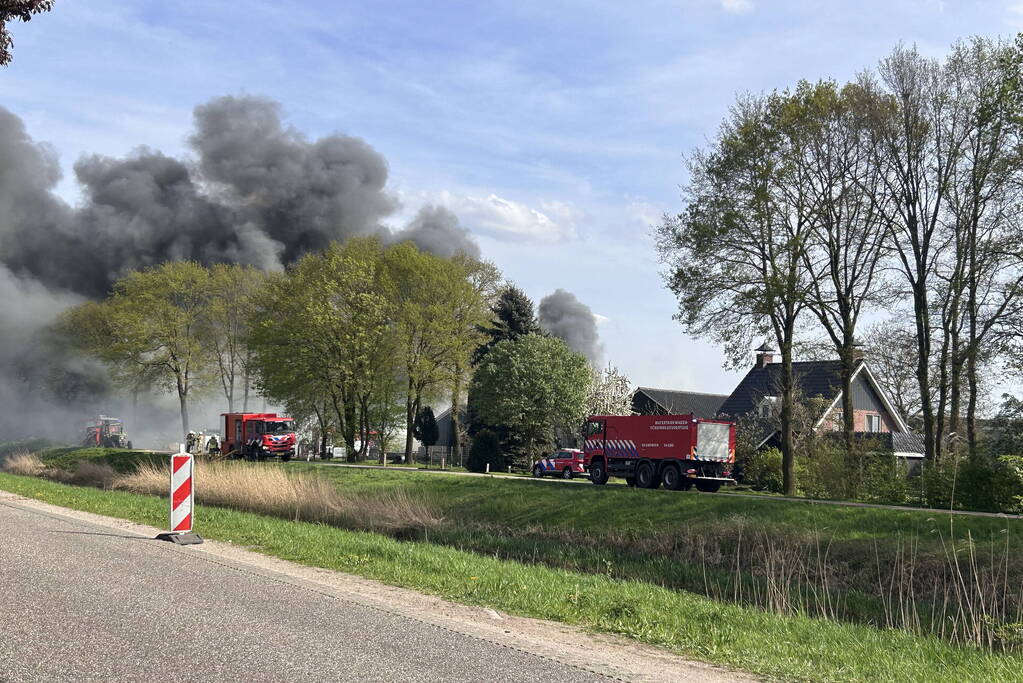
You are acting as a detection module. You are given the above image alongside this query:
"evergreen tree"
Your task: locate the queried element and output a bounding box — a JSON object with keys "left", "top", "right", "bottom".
{"left": 412, "top": 406, "right": 439, "bottom": 448}
{"left": 472, "top": 286, "right": 543, "bottom": 364}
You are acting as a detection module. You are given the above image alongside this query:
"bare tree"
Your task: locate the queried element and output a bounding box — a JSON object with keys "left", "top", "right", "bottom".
{"left": 860, "top": 45, "right": 972, "bottom": 460}
{"left": 794, "top": 80, "right": 893, "bottom": 455}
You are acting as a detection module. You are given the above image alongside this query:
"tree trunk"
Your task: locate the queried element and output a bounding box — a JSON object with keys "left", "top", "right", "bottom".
{"left": 242, "top": 368, "right": 250, "bottom": 412}
{"left": 404, "top": 376, "right": 415, "bottom": 465}
{"left": 949, "top": 337, "right": 963, "bottom": 453}
{"left": 912, "top": 280, "right": 936, "bottom": 461}
{"left": 178, "top": 388, "right": 190, "bottom": 439}
{"left": 451, "top": 363, "right": 463, "bottom": 463}
{"left": 780, "top": 325, "right": 797, "bottom": 497}
{"left": 840, "top": 346, "right": 856, "bottom": 461}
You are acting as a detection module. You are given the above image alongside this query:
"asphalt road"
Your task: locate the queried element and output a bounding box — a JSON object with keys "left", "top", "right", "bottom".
{"left": 0, "top": 501, "right": 608, "bottom": 682}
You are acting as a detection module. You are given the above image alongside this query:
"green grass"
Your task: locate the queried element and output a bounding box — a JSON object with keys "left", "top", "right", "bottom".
{"left": 293, "top": 463, "right": 1023, "bottom": 549}
{"left": 1, "top": 471, "right": 1021, "bottom": 682}
{"left": 34, "top": 446, "right": 167, "bottom": 474}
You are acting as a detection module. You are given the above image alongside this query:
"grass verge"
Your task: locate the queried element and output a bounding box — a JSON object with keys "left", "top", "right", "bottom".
{"left": 1, "top": 472, "right": 1021, "bottom": 682}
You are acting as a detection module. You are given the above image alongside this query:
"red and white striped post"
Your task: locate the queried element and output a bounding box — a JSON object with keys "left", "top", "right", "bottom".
{"left": 156, "top": 445, "right": 203, "bottom": 545}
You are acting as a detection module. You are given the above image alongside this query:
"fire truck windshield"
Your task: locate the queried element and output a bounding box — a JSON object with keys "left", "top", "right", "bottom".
{"left": 263, "top": 421, "right": 294, "bottom": 435}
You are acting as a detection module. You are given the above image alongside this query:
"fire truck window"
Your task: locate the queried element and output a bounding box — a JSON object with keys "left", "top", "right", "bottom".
{"left": 585, "top": 422, "right": 603, "bottom": 437}
{"left": 266, "top": 421, "right": 293, "bottom": 435}
{"left": 245, "top": 422, "right": 255, "bottom": 439}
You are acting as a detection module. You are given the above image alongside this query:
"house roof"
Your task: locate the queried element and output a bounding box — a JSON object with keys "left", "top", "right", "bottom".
{"left": 634, "top": 387, "right": 729, "bottom": 419}
{"left": 718, "top": 360, "right": 847, "bottom": 418}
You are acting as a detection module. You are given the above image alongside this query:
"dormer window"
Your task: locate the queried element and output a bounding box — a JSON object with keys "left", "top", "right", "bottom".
{"left": 758, "top": 396, "right": 778, "bottom": 418}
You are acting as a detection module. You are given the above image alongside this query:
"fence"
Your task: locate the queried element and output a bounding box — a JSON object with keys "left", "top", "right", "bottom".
{"left": 415, "top": 445, "right": 464, "bottom": 469}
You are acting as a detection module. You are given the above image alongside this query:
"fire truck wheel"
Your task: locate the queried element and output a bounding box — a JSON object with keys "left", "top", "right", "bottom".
{"left": 636, "top": 461, "right": 659, "bottom": 489}
{"left": 562, "top": 468, "right": 573, "bottom": 479}
{"left": 281, "top": 453, "right": 292, "bottom": 463}
{"left": 696, "top": 479, "right": 722, "bottom": 493}
{"left": 589, "top": 460, "right": 608, "bottom": 485}
{"left": 662, "top": 463, "right": 684, "bottom": 491}
{"left": 533, "top": 464, "right": 544, "bottom": 478}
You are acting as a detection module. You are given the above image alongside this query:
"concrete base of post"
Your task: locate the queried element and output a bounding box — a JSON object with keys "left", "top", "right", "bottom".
{"left": 155, "top": 532, "right": 204, "bottom": 545}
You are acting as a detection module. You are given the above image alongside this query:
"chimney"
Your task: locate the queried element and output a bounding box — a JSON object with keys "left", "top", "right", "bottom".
{"left": 755, "top": 343, "right": 775, "bottom": 369}
{"left": 852, "top": 339, "right": 866, "bottom": 362}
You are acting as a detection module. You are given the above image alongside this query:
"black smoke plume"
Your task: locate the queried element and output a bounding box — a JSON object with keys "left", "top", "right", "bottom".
{"left": 538, "top": 289, "right": 603, "bottom": 365}
{"left": 0, "top": 95, "right": 482, "bottom": 440}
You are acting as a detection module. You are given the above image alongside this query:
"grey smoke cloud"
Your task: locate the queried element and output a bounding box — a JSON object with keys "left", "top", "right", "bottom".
{"left": 0, "top": 95, "right": 481, "bottom": 299}
{"left": 392, "top": 205, "right": 481, "bottom": 260}
{"left": 0, "top": 94, "right": 507, "bottom": 441}
{"left": 539, "top": 289, "right": 603, "bottom": 365}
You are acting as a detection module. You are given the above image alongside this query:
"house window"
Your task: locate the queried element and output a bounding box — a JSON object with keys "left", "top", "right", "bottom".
{"left": 865, "top": 414, "right": 881, "bottom": 432}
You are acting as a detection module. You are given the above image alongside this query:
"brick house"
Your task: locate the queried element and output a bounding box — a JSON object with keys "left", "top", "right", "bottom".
{"left": 633, "top": 345, "right": 924, "bottom": 458}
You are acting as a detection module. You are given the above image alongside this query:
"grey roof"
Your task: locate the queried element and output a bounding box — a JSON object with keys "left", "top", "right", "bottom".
{"left": 634, "top": 387, "right": 729, "bottom": 419}
{"left": 891, "top": 431, "right": 925, "bottom": 456}
{"left": 718, "top": 361, "right": 848, "bottom": 418}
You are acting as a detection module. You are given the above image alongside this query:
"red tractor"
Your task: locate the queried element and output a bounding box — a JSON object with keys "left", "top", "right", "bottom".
{"left": 221, "top": 412, "right": 297, "bottom": 462}
{"left": 583, "top": 414, "right": 736, "bottom": 492}
{"left": 83, "top": 416, "right": 132, "bottom": 449}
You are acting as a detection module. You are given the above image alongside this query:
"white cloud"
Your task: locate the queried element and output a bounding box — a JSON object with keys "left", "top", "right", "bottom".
{"left": 720, "top": 0, "right": 754, "bottom": 13}
{"left": 425, "top": 191, "right": 579, "bottom": 243}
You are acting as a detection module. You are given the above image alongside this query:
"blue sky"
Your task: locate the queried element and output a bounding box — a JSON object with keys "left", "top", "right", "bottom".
{"left": 1, "top": 0, "right": 1018, "bottom": 394}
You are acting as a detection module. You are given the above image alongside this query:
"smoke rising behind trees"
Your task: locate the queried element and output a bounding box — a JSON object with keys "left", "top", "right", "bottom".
{"left": 539, "top": 288, "right": 603, "bottom": 365}
{"left": 0, "top": 94, "right": 601, "bottom": 441}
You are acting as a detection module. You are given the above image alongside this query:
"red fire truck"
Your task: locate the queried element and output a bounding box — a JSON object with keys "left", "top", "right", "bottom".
{"left": 583, "top": 414, "right": 736, "bottom": 492}
{"left": 221, "top": 412, "right": 297, "bottom": 462}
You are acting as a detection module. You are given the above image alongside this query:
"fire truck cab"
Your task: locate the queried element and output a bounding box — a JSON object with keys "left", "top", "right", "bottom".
{"left": 221, "top": 412, "right": 297, "bottom": 462}
{"left": 583, "top": 414, "right": 735, "bottom": 492}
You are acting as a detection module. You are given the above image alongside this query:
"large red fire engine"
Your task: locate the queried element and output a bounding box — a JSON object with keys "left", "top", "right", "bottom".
{"left": 221, "top": 413, "right": 297, "bottom": 461}
{"left": 583, "top": 414, "right": 736, "bottom": 492}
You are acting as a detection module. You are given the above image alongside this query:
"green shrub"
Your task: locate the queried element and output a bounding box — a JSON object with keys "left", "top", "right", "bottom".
{"left": 797, "top": 436, "right": 909, "bottom": 505}
{"left": 922, "top": 454, "right": 1023, "bottom": 514}
{"left": 742, "top": 447, "right": 784, "bottom": 493}
{"left": 467, "top": 430, "right": 503, "bottom": 473}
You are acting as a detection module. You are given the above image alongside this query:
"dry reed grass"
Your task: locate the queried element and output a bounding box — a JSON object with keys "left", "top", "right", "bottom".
{"left": 1, "top": 452, "right": 46, "bottom": 477}
{"left": 113, "top": 461, "right": 441, "bottom": 533}
{"left": 1, "top": 453, "right": 117, "bottom": 488}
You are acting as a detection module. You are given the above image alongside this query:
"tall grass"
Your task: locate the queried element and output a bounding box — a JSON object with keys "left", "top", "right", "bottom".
{"left": 113, "top": 461, "right": 441, "bottom": 533}
{"left": 2, "top": 452, "right": 45, "bottom": 477}
{"left": 1, "top": 452, "right": 116, "bottom": 488}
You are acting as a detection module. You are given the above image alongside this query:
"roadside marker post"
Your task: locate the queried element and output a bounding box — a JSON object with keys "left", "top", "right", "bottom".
{"left": 155, "top": 445, "right": 204, "bottom": 545}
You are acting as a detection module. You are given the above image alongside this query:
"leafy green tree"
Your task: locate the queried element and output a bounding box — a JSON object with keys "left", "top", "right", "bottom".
{"left": 249, "top": 239, "right": 397, "bottom": 460}
{"left": 384, "top": 243, "right": 479, "bottom": 463}
{"left": 657, "top": 92, "right": 813, "bottom": 495}
{"left": 412, "top": 406, "right": 439, "bottom": 448}
{"left": 61, "top": 262, "right": 214, "bottom": 436}
{"left": 470, "top": 335, "right": 591, "bottom": 468}
{"left": 444, "top": 256, "right": 501, "bottom": 461}
{"left": 208, "top": 263, "right": 264, "bottom": 412}
{"left": 1, "top": 0, "right": 53, "bottom": 66}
